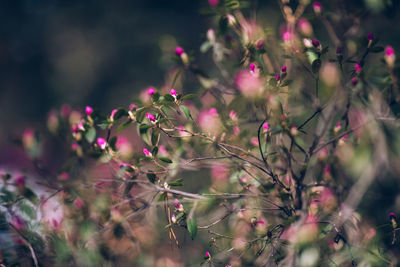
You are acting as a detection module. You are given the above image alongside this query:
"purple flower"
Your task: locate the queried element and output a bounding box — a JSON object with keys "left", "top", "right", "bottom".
{"left": 367, "top": 32, "right": 373, "bottom": 41}
{"left": 312, "top": 39, "right": 320, "bottom": 48}
{"left": 275, "top": 73, "right": 281, "bottom": 81}
{"left": 281, "top": 65, "right": 287, "bottom": 73}
{"left": 175, "top": 46, "right": 184, "bottom": 56}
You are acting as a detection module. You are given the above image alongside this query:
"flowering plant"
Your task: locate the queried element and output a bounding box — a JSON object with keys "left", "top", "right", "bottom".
{"left": 1, "top": 0, "right": 400, "bottom": 266}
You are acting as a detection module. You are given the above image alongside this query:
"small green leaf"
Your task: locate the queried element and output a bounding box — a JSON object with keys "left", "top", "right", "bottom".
{"left": 179, "top": 105, "right": 191, "bottom": 119}
{"left": 163, "top": 94, "right": 175, "bottom": 102}
{"left": 187, "top": 217, "right": 198, "bottom": 240}
{"left": 147, "top": 173, "right": 157, "bottom": 183}
{"left": 140, "top": 124, "right": 153, "bottom": 130}
{"left": 159, "top": 157, "right": 173, "bottom": 164}
{"left": 85, "top": 127, "right": 96, "bottom": 143}
{"left": 168, "top": 178, "right": 183, "bottom": 187}
{"left": 116, "top": 120, "right": 132, "bottom": 133}
{"left": 180, "top": 94, "right": 198, "bottom": 101}
{"left": 113, "top": 108, "right": 129, "bottom": 121}
{"left": 18, "top": 202, "right": 37, "bottom": 220}
{"left": 312, "top": 59, "right": 321, "bottom": 74}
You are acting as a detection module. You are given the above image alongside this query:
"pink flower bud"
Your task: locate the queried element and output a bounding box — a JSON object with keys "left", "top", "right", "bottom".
{"left": 175, "top": 46, "right": 184, "bottom": 56}
{"left": 59, "top": 172, "right": 69, "bottom": 181}
{"left": 282, "top": 31, "right": 292, "bottom": 44}
{"left": 334, "top": 122, "right": 342, "bottom": 133}
{"left": 313, "top": 2, "right": 322, "bottom": 14}
{"left": 389, "top": 212, "right": 396, "bottom": 220}
{"left": 15, "top": 175, "right": 26, "bottom": 187}
{"left": 385, "top": 45, "right": 396, "bottom": 67}
{"left": 303, "top": 38, "right": 313, "bottom": 48}
{"left": 233, "top": 126, "right": 240, "bottom": 135}
{"left": 110, "top": 109, "right": 118, "bottom": 122}
{"left": 351, "top": 77, "right": 358, "bottom": 87}
{"left": 207, "top": 28, "right": 215, "bottom": 42}
{"left": 312, "top": 38, "right": 320, "bottom": 48}
{"left": 256, "top": 39, "right": 265, "bottom": 50}
{"left": 249, "top": 63, "right": 256, "bottom": 73}
{"left": 298, "top": 18, "right": 313, "bottom": 36}
{"left": 209, "top": 0, "right": 218, "bottom": 6}
{"left": 77, "top": 121, "right": 85, "bottom": 131}
{"left": 12, "top": 215, "right": 25, "bottom": 230}
{"left": 171, "top": 214, "right": 177, "bottom": 223}
{"left": 143, "top": 148, "right": 152, "bottom": 157}
{"left": 147, "top": 87, "right": 156, "bottom": 95}
{"left": 275, "top": 73, "right": 281, "bottom": 81}
{"left": 229, "top": 110, "right": 237, "bottom": 121}
{"left": 129, "top": 103, "right": 137, "bottom": 111}
{"left": 367, "top": 32, "right": 373, "bottom": 41}
{"left": 250, "top": 137, "right": 259, "bottom": 147}
{"left": 85, "top": 106, "right": 93, "bottom": 116}
{"left": 97, "top": 138, "right": 107, "bottom": 149}
{"left": 263, "top": 122, "right": 269, "bottom": 132}
{"left": 146, "top": 113, "right": 157, "bottom": 123}
{"left": 355, "top": 63, "right": 362, "bottom": 73}
{"left": 74, "top": 197, "right": 84, "bottom": 209}
{"left": 290, "top": 126, "right": 298, "bottom": 136}
{"left": 205, "top": 252, "right": 211, "bottom": 258}
{"left": 281, "top": 65, "right": 287, "bottom": 73}
{"left": 170, "top": 88, "right": 177, "bottom": 98}
{"left": 209, "top": 108, "right": 218, "bottom": 116}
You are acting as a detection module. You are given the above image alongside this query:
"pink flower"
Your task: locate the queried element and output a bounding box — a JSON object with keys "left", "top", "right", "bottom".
{"left": 129, "top": 103, "right": 137, "bottom": 111}
{"left": 297, "top": 18, "right": 313, "bottom": 36}
{"left": 233, "top": 126, "right": 240, "bottom": 135}
{"left": 209, "top": 108, "right": 218, "bottom": 116}
{"left": 158, "top": 145, "right": 169, "bottom": 157}
{"left": 275, "top": 73, "right": 281, "bottom": 81}
{"left": 250, "top": 137, "right": 259, "bottom": 147}
{"left": 110, "top": 109, "right": 118, "bottom": 122}
{"left": 171, "top": 214, "right": 177, "bottom": 223}
{"left": 385, "top": 45, "right": 396, "bottom": 67}
{"left": 256, "top": 39, "right": 265, "bottom": 50}
{"left": 85, "top": 106, "right": 93, "bottom": 116}
{"left": 355, "top": 63, "right": 362, "bottom": 73}
{"left": 235, "top": 71, "right": 262, "bottom": 98}
{"left": 175, "top": 46, "right": 184, "bottom": 56}
{"left": 174, "top": 198, "right": 184, "bottom": 211}
{"left": 12, "top": 215, "right": 25, "bottom": 230}
{"left": 198, "top": 108, "right": 222, "bottom": 136}
{"left": 334, "top": 122, "right": 342, "bottom": 133}
{"left": 74, "top": 198, "right": 84, "bottom": 209}
{"left": 143, "top": 148, "right": 152, "bottom": 157}
{"left": 208, "top": 0, "right": 218, "bottom": 6}
{"left": 147, "top": 87, "right": 156, "bottom": 95}
{"left": 282, "top": 31, "right": 292, "bottom": 44}
{"left": 170, "top": 88, "right": 178, "bottom": 99}
{"left": 263, "top": 122, "right": 269, "bottom": 132}
{"left": 205, "top": 252, "right": 211, "bottom": 258}
{"left": 97, "top": 138, "right": 107, "bottom": 149}
{"left": 229, "top": 110, "right": 238, "bottom": 121}
{"left": 313, "top": 2, "right": 322, "bottom": 14}
{"left": 281, "top": 65, "right": 287, "bottom": 73}
{"left": 249, "top": 63, "right": 256, "bottom": 73}
{"left": 312, "top": 38, "right": 320, "bottom": 48}
{"left": 390, "top": 212, "right": 396, "bottom": 220}
{"left": 367, "top": 32, "right": 373, "bottom": 41}
{"left": 211, "top": 163, "right": 229, "bottom": 182}
{"left": 59, "top": 172, "right": 69, "bottom": 181}
{"left": 146, "top": 113, "right": 157, "bottom": 123}
{"left": 15, "top": 175, "right": 26, "bottom": 187}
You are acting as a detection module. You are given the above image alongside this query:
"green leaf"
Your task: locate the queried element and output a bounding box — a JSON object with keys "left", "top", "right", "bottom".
{"left": 85, "top": 127, "right": 96, "bottom": 143}
{"left": 179, "top": 105, "right": 191, "bottom": 119}
{"left": 280, "top": 79, "right": 292, "bottom": 87}
{"left": 180, "top": 94, "right": 198, "bottom": 101}
{"left": 18, "top": 201, "right": 37, "bottom": 220}
{"left": 159, "top": 157, "right": 173, "bottom": 164}
{"left": 168, "top": 178, "right": 183, "bottom": 187}
{"left": 187, "top": 217, "right": 198, "bottom": 240}
{"left": 113, "top": 108, "right": 129, "bottom": 121}
{"left": 151, "top": 129, "right": 160, "bottom": 146}
{"left": 147, "top": 173, "right": 157, "bottom": 183}
{"left": 116, "top": 120, "right": 132, "bottom": 133}
{"left": 98, "top": 121, "right": 110, "bottom": 130}
{"left": 140, "top": 124, "right": 153, "bottom": 130}
{"left": 163, "top": 94, "right": 175, "bottom": 102}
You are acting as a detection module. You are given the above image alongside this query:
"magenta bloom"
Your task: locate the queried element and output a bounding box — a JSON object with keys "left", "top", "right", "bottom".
{"left": 312, "top": 38, "right": 320, "bottom": 48}
{"left": 235, "top": 70, "right": 262, "bottom": 98}
{"left": 205, "top": 251, "right": 211, "bottom": 258}
{"left": 74, "top": 198, "right": 84, "bottom": 209}
{"left": 313, "top": 2, "right": 322, "bottom": 14}
{"left": 143, "top": 148, "right": 152, "bottom": 157}
{"left": 249, "top": 63, "right": 256, "bottom": 73}
{"left": 355, "top": 63, "right": 362, "bottom": 73}
{"left": 208, "top": 0, "right": 218, "bottom": 6}
{"left": 275, "top": 73, "right": 281, "bottom": 81}
{"left": 229, "top": 110, "right": 237, "bottom": 121}
{"left": 385, "top": 46, "right": 396, "bottom": 67}
{"left": 97, "top": 138, "right": 107, "bottom": 149}
{"left": 263, "top": 122, "right": 269, "bottom": 132}
{"left": 367, "top": 32, "right": 373, "bottom": 41}
{"left": 175, "top": 46, "right": 184, "bottom": 56}
{"left": 281, "top": 65, "right": 287, "bottom": 73}
{"left": 85, "top": 106, "right": 93, "bottom": 116}
{"left": 170, "top": 88, "right": 177, "bottom": 98}
{"left": 386, "top": 45, "right": 395, "bottom": 56}
{"left": 390, "top": 212, "right": 396, "bottom": 220}
{"left": 146, "top": 113, "right": 157, "bottom": 123}
{"left": 12, "top": 215, "right": 25, "bottom": 230}
{"left": 147, "top": 87, "right": 156, "bottom": 95}
{"left": 59, "top": 172, "right": 69, "bottom": 181}
{"left": 15, "top": 175, "right": 26, "bottom": 187}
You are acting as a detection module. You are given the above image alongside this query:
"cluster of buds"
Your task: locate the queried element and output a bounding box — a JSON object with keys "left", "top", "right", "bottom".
{"left": 175, "top": 46, "right": 189, "bottom": 65}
